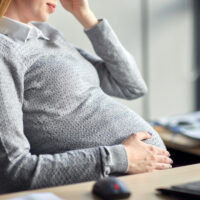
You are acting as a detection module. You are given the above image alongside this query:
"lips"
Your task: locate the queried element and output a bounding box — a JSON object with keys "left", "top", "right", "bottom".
{"left": 47, "top": 2, "right": 56, "bottom": 12}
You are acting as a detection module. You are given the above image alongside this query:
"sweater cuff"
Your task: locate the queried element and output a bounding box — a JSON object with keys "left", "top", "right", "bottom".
{"left": 84, "top": 19, "right": 103, "bottom": 31}
{"left": 100, "top": 144, "right": 128, "bottom": 177}
{"left": 83, "top": 18, "right": 116, "bottom": 45}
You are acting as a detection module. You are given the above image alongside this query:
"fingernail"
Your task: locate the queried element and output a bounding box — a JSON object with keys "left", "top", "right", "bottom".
{"left": 169, "top": 165, "right": 172, "bottom": 168}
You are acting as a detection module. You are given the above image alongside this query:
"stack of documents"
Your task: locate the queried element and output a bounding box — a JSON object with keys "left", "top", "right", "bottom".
{"left": 152, "top": 111, "right": 200, "bottom": 140}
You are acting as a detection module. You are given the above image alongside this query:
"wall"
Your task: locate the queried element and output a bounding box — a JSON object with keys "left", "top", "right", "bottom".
{"left": 148, "top": 0, "right": 195, "bottom": 119}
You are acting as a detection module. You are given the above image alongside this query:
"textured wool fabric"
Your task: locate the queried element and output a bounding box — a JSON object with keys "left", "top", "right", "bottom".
{"left": 0, "top": 17, "right": 166, "bottom": 194}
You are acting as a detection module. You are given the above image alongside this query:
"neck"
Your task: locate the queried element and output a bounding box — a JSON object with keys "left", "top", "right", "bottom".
{"left": 4, "top": 2, "right": 30, "bottom": 24}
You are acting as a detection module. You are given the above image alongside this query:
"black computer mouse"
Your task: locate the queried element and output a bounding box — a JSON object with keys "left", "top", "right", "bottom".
{"left": 92, "top": 177, "right": 131, "bottom": 200}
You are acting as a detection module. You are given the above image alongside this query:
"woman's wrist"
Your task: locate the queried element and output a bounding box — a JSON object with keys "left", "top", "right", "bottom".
{"left": 73, "top": 10, "right": 99, "bottom": 30}
{"left": 122, "top": 144, "right": 131, "bottom": 173}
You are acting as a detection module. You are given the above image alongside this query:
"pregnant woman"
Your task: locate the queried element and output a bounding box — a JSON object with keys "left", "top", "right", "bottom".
{"left": 0, "top": 0, "right": 172, "bottom": 194}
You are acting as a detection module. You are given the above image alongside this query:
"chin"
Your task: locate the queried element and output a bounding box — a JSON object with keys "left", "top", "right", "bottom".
{"left": 40, "top": 18, "right": 49, "bottom": 22}
{"left": 34, "top": 15, "right": 49, "bottom": 22}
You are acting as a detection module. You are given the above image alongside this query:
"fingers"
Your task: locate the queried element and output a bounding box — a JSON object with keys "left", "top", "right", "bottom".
{"left": 133, "top": 132, "right": 152, "bottom": 141}
{"left": 155, "top": 163, "right": 172, "bottom": 170}
{"left": 145, "top": 160, "right": 172, "bottom": 173}
{"left": 144, "top": 156, "right": 172, "bottom": 172}
{"left": 148, "top": 145, "right": 170, "bottom": 157}
{"left": 156, "top": 155, "right": 173, "bottom": 165}
{"left": 150, "top": 155, "right": 172, "bottom": 171}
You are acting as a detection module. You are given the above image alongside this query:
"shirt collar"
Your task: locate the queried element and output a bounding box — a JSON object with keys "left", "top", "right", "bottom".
{"left": 0, "top": 16, "right": 50, "bottom": 42}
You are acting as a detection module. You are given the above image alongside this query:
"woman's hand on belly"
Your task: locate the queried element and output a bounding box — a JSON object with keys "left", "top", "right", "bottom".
{"left": 122, "top": 132, "right": 173, "bottom": 174}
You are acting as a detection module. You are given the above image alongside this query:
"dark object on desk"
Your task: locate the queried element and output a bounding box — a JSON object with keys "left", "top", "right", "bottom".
{"left": 92, "top": 177, "right": 131, "bottom": 200}
{"left": 177, "top": 121, "right": 192, "bottom": 126}
{"left": 157, "top": 180, "right": 200, "bottom": 200}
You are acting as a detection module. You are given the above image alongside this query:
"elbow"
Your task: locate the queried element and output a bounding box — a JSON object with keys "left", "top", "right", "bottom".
{"left": 1, "top": 153, "right": 36, "bottom": 193}
{"left": 124, "top": 84, "right": 148, "bottom": 100}
{"left": 138, "top": 83, "right": 148, "bottom": 97}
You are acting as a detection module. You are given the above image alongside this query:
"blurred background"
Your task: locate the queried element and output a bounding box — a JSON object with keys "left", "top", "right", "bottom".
{"left": 48, "top": 0, "right": 196, "bottom": 121}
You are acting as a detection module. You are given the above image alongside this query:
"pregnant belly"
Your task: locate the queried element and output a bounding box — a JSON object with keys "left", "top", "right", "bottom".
{"left": 25, "top": 91, "right": 165, "bottom": 155}
{"left": 66, "top": 94, "right": 165, "bottom": 149}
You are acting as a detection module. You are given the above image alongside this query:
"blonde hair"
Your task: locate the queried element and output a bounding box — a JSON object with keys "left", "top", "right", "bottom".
{"left": 0, "top": 0, "right": 12, "bottom": 18}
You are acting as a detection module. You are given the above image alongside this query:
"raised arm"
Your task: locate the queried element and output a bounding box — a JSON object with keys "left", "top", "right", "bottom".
{"left": 0, "top": 54, "right": 128, "bottom": 193}
{"left": 74, "top": 18, "right": 148, "bottom": 100}
{"left": 60, "top": 1, "right": 148, "bottom": 100}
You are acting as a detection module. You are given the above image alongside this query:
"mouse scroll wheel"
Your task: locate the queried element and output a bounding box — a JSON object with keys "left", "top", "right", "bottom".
{"left": 114, "top": 183, "right": 120, "bottom": 191}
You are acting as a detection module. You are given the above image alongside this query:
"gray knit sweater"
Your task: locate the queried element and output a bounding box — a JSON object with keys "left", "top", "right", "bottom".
{"left": 0, "top": 16, "right": 165, "bottom": 193}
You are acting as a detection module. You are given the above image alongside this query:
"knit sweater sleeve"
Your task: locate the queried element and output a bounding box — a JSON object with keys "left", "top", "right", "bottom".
{"left": 74, "top": 18, "right": 148, "bottom": 100}
{"left": 0, "top": 53, "right": 128, "bottom": 193}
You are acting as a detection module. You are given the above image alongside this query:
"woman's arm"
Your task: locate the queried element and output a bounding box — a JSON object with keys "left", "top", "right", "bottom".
{"left": 60, "top": 0, "right": 148, "bottom": 100}
{"left": 74, "top": 19, "right": 148, "bottom": 100}
{"left": 0, "top": 55, "right": 128, "bottom": 193}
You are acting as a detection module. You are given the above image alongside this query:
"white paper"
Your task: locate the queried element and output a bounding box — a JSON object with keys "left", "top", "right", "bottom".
{"left": 7, "top": 192, "right": 63, "bottom": 200}
{"left": 155, "top": 111, "right": 200, "bottom": 140}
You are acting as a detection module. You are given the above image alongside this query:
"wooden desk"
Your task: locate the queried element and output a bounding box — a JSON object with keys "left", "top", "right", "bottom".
{"left": 154, "top": 126, "right": 200, "bottom": 156}
{"left": 0, "top": 164, "right": 200, "bottom": 200}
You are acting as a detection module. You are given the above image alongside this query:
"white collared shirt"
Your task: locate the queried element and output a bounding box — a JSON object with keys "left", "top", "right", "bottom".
{"left": 0, "top": 16, "right": 50, "bottom": 42}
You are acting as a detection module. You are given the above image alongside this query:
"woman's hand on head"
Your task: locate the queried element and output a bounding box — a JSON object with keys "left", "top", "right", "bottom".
{"left": 60, "top": 0, "right": 99, "bottom": 30}
{"left": 122, "top": 132, "right": 173, "bottom": 174}
{"left": 60, "top": 0, "right": 90, "bottom": 16}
